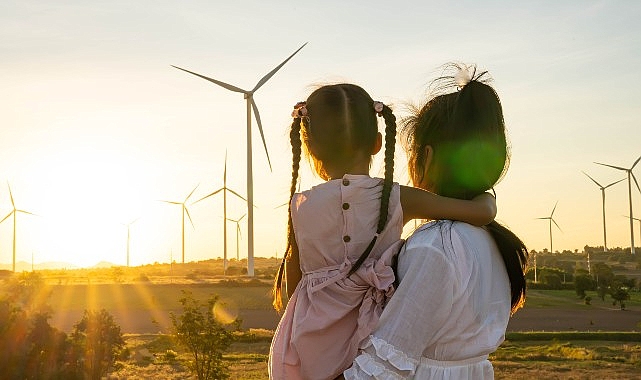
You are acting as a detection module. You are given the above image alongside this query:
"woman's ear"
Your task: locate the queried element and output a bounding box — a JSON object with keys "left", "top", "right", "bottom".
{"left": 419, "top": 145, "right": 434, "bottom": 189}
{"left": 371, "top": 132, "right": 382, "bottom": 155}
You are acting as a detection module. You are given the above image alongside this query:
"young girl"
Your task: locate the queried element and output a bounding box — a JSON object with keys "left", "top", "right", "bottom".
{"left": 269, "top": 83, "right": 497, "bottom": 380}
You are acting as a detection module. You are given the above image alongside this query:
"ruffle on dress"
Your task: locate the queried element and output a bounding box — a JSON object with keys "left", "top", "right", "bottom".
{"left": 344, "top": 335, "right": 418, "bottom": 380}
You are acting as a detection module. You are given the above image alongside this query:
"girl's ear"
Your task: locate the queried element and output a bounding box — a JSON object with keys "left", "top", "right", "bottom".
{"left": 372, "top": 132, "right": 382, "bottom": 155}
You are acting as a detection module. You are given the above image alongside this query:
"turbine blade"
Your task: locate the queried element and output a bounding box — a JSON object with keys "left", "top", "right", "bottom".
{"left": 239, "top": 214, "right": 246, "bottom": 222}
{"left": 224, "top": 150, "right": 228, "bottom": 185}
{"left": 17, "top": 210, "right": 37, "bottom": 216}
{"left": 604, "top": 178, "right": 626, "bottom": 189}
{"left": 171, "top": 65, "right": 246, "bottom": 93}
{"left": 536, "top": 217, "right": 550, "bottom": 220}
{"left": 185, "top": 207, "right": 195, "bottom": 229}
{"left": 7, "top": 182, "right": 15, "bottom": 208}
{"left": 194, "top": 188, "right": 224, "bottom": 203}
{"left": 238, "top": 225, "right": 242, "bottom": 240}
{"left": 632, "top": 155, "right": 641, "bottom": 170}
{"left": 251, "top": 43, "right": 307, "bottom": 93}
{"left": 552, "top": 218, "right": 562, "bottom": 232}
{"left": 582, "top": 171, "right": 602, "bottom": 188}
{"left": 161, "top": 200, "right": 182, "bottom": 205}
{"left": 551, "top": 201, "right": 558, "bottom": 217}
{"left": 0, "top": 212, "right": 12, "bottom": 224}
{"left": 251, "top": 99, "right": 273, "bottom": 171}
{"left": 632, "top": 172, "right": 641, "bottom": 194}
{"left": 185, "top": 184, "right": 200, "bottom": 202}
{"left": 594, "top": 162, "right": 626, "bottom": 171}
{"left": 227, "top": 188, "right": 248, "bottom": 202}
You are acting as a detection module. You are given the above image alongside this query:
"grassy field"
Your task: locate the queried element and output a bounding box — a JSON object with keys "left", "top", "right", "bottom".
{"left": 4, "top": 263, "right": 641, "bottom": 378}
{"left": 108, "top": 331, "right": 641, "bottom": 379}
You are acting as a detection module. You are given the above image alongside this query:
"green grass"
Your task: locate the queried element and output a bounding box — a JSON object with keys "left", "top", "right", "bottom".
{"left": 110, "top": 332, "right": 641, "bottom": 380}
{"left": 524, "top": 289, "right": 641, "bottom": 309}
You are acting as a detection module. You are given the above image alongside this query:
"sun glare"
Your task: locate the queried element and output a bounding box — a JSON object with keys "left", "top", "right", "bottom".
{"left": 24, "top": 145, "right": 153, "bottom": 268}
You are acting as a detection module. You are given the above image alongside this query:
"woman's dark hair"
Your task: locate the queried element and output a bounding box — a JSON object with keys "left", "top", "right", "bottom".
{"left": 273, "top": 84, "right": 397, "bottom": 311}
{"left": 402, "top": 64, "right": 528, "bottom": 313}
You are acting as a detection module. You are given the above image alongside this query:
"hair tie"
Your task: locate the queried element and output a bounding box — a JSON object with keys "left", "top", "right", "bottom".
{"left": 454, "top": 65, "right": 472, "bottom": 89}
{"left": 373, "top": 101, "right": 384, "bottom": 117}
{"left": 292, "top": 101, "right": 308, "bottom": 118}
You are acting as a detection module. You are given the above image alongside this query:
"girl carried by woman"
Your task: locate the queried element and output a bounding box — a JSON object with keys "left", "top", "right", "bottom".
{"left": 269, "top": 83, "right": 498, "bottom": 380}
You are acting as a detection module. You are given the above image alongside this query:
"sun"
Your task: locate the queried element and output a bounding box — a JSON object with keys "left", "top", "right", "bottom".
{"left": 18, "top": 146, "right": 153, "bottom": 268}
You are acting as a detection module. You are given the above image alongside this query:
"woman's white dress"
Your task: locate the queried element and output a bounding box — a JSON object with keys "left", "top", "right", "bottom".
{"left": 345, "top": 220, "right": 511, "bottom": 379}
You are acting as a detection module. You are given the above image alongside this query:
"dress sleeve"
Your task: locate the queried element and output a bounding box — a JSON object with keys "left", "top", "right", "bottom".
{"left": 345, "top": 236, "right": 457, "bottom": 379}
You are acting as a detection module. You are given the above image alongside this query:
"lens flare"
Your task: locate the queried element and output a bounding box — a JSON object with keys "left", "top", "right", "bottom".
{"left": 212, "top": 298, "right": 239, "bottom": 325}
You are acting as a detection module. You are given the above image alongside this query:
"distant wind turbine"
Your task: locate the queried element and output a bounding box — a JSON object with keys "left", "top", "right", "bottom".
{"left": 623, "top": 216, "right": 641, "bottom": 246}
{"left": 0, "top": 183, "right": 36, "bottom": 272}
{"left": 595, "top": 155, "right": 641, "bottom": 254}
{"left": 582, "top": 172, "right": 625, "bottom": 252}
{"left": 172, "top": 43, "right": 307, "bottom": 276}
{"left": 122, "top": 218, "right": 140, "bottom": 267}
{"left": 195, "top": 153, "right": 247, "bottom": 275}
{"left": 227, "top": 214, "right": 246, "bottom": 261}
{"left": 537, "top": 201, "right": 562, "bottom": 254}
{"left": 161, "top": 185, "right": 199, "bottom": 264}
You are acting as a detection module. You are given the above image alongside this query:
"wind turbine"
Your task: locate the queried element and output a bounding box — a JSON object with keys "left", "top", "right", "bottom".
{"left": 0, "top": 183, "right": 36, "bottom": 272}
{"left": 595, "top": 155, "right": 641, "bottom": 254}
{"left": 582, "top": 172, "right": 625, "bottom": 252}
{"left": 227, "top": 214, "right": 246, "bottom": 261}
{"left": 122, "top": 218, "right": 140, "bottom": 267}
{"left": 194, "top": 153, "right": 247, "bottom": 275}
{"left": 537, "top": 202, "right": 562, "bottom": 254}
{"left": 172, "top": 43, "right": 307, "bottom": 276}
{"left": 623, "top": 216, "right": 641, "bottom": 247}
{"left": 161, "top": 185, "right": 199, "bottom": 264}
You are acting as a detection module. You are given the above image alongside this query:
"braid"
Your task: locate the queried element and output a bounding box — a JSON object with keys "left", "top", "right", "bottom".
{"left": 377, "top": 105, "right": 397, "bottom": 233}
{"left": 273, "top": 117, "right": 302, "bottom": 311}
{"left": 348, "top": 104, "right": 397, "bottom": 277}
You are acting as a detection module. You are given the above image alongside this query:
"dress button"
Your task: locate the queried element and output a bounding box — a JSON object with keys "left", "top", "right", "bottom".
{"left": 342, "top": 202, "right": 350, "bottom": 210}
{"left": 342, "top": 178, "right": 350, "bottom": 186}
{"left": 343, "top": 235, "right": 351, "bottom": 242}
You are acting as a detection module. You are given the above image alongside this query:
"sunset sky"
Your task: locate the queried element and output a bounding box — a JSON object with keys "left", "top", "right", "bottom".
{"left": 1, "top": 1, "right": 640, "bottom": 268}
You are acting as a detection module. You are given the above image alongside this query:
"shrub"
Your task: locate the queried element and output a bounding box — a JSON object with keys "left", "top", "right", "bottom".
{"left": 170, "top": 290, "right": 239, "bottom": 380}
{"left": 70, "top": 309, "right": 125, "bottom": 379}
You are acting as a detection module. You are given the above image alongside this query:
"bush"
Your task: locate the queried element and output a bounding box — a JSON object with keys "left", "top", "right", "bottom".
{"left": 170, "top": 290, "right": 239, "bottom": 380}
{"left": 70, "top": 309, "right": 125, "bottom": 379}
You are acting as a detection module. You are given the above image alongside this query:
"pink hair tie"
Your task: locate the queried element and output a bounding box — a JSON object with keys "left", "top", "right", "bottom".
{"left": 292, "top": 101, "right": 308, "bottom": 118}
{"left": 373, "top": 101, "right": 384, "bottom": 117}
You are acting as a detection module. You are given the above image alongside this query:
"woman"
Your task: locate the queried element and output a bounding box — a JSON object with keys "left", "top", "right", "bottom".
{"left": 344, "top": 64, "right": 529, "bottom": 379}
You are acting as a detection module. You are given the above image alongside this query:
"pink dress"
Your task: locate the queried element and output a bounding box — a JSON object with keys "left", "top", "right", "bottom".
{"left": 269, "top": 174, "right": 404, "bottom": 380}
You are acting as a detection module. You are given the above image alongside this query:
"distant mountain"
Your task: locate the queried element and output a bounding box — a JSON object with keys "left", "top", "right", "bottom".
{"left": 0, "top": 261, "right": 80, "bottom": 271}
{"left": 92, "top": 261, "right": 118, "bottom": 268}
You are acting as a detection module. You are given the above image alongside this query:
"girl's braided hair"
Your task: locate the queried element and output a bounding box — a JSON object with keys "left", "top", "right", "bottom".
{"left": 272, "top": 84, "right": 397, "bottom": 310}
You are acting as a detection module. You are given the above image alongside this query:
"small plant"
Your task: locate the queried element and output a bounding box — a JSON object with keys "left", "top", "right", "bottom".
{"left": 584, "top": 296, "right": 591, "bottom": 305}
{"left": 170, "top": 290, "right": 239, "bottom": 380}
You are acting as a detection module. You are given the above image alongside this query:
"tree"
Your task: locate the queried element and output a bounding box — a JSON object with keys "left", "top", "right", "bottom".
{"left": 574, "top": 274, "right": 594, "bottom": 299}
{"left": 71, "top": 309, "right": 124, "bottom": 380}
{"left": 170, "top": 290, "right": 239, "bottom": 380}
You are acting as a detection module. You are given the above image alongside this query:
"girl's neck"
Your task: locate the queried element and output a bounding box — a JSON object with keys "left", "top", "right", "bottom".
{"left": 326, "top": 160, "right": 371, "bottom": 180}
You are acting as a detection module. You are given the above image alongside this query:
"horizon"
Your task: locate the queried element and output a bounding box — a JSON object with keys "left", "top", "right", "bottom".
{"left": 1, "top": 1, "right": 641, "bottom": 268}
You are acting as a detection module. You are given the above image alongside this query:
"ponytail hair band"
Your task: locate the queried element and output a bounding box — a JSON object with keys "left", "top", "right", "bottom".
{"left": 373, "top": 101, "right": 384, "bottom": 117}
{"left": 292, "top": 101, "right": 308, "bottom": 118}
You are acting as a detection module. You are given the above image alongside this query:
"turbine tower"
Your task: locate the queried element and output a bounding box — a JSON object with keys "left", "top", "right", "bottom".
{"left": 195, "top": 153, "right": 247, "bottom": 275}
{"left": 0, "top": 183, "right": 36, "bottom": 272}
{"left": 537, "top": 201, "right": 562, "bottom": 254}
{"left": 172, "top": 43, "right": 307, "bottom": 276}
{"left": 161, "top": 185, "right": 199, "bottom": 264}
{"left": 595, "top": 155, "right": 641, "bottom": 254}
{"left": 582, "top": 172, "right": 625, "bottom": 251}
{"left": 227, "top": 214, "right": 246, "bottom": 261}
{"left": 123, "top": 218, "right": 140, "bottom": 267}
